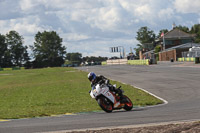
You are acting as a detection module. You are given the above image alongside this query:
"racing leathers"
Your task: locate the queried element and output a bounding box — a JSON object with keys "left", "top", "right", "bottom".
{"left": 91, "top": 75, "right": 123, "bottom": 97}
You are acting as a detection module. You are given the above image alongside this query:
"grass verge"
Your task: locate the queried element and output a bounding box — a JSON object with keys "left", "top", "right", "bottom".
{"left": 0, "top": 67, "right": 163, "bottom": 119}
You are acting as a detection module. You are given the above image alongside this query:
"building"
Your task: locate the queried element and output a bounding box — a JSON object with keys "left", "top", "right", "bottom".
{"left": 159, "top": 43, "right": 200, "bottom": 61}
{"left": 158, "top": 28, "right": 195, "bottom": 50}
{"left": 140, "top": 28, "right": 197, "bottom": 61}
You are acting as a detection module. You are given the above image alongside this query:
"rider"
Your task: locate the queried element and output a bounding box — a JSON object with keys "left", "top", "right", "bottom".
{"left": 88, "top": 72, "right": 123, "bottom": 100}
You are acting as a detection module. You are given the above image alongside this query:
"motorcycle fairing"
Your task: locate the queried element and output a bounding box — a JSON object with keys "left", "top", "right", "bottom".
{"left": 93, "top": 84, "right": 115, "bottom": 104}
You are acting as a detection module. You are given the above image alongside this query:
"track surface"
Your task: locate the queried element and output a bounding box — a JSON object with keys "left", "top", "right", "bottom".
{"left": 1, "top": 62, "right": 200, "bottom": 133}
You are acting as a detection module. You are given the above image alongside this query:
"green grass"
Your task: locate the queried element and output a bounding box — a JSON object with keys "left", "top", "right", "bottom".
{"left": 0, "top": 67, "right": 163, "bottom": 119}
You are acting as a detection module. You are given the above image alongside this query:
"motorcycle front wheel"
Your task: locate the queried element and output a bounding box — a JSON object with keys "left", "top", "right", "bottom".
{"left": 123, "top": 95, "right": 133, "bottom": 111}
{"left": 97, "top": 96, "right": 113, "bottom": 113}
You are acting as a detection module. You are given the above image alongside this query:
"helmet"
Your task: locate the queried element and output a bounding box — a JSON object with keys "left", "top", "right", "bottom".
{"left": 88, "top": 72, "right": 96, "bottom": 82}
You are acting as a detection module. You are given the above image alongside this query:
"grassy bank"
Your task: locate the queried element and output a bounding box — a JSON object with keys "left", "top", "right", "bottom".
{"left": 0, "top": 67, "right": 163, "bottom": 119}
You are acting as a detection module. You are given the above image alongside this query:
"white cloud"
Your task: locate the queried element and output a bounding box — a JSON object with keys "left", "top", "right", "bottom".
{"left": 0, "top": 0, "right": 200, "bottom": 57}
{"left": 70, "top": 10, "right": 88, "bottom": 21}
{"left": 64, "top": 33, "right": 90, "bottom": 41}
{"left": 0, "top": 15, "right": 43, "bottom": 36}
{"left": 134, "top": 4, "right": 151, "bottom": 17}
{"left": 20, "top": 0, "right": 36, "bottom": 11}
{"left": 13, "top": 23, "right": 42, "bottom": 35}
{"left": 174, "top": 0, "right": 200, "bottom": 14}
{"left": 0, "top": 20, "right": 7, "bottom": 32}
{"left": 86, "top": 7, "right": 121, "bottom": 31}
{"left": 158, "top": 8, "right": 174, "bottom": 20}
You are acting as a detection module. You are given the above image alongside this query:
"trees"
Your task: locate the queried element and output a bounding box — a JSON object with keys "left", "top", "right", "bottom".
{"left": 5, "top": 31, "right": 29, "bottom": 67}
{"left": 82, "top": 56, "right": 107, "bottom": 63}
{"left": 0, "top": 31, "right": 29, "bottom": 67}
{"left": 134, "top": 26, "right": 156, "bottom": 57}
{"left": 136, "top": 26, "right": 156, "bottom": 51}
{"left": 157, "top": 29, "right": 168, "bottom": 38}
{"left": 176, "top": 25, "right": 190, "bottom": 33}
{"left": 154, "top": 45, "right": 161, "bottom": 61}
{"left": 31, "top": 31, "right": 66, "bottom": 68}
{"left": 136, "top": 26, "right": 156, "bottom": 44}
{"left": 66, "top": 52, "right": 82, "bottom": 65}
{"left": 134, "top": 44, "right": 143, "bottom": 57}
{"left": 0, "top": 34, "right": 8, "bottom": 67}
{"left": 190, "top": 24, "right": 200, "bottom": 43}
{"left": 64, "top": 53, "right": 108, "bottom": 66}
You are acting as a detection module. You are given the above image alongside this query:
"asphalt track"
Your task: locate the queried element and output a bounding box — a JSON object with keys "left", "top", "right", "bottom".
{"left": 1, "top": 62, "right": 200, "bottom": 133}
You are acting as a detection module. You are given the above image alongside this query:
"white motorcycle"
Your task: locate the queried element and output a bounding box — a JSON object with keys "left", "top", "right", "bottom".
{"left": 89, "top": 84, "right": 133, "bottom": 113}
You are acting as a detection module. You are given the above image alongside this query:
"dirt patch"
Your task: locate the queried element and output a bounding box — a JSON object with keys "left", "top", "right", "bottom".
{"left": 68, "top": 121, "right": 200, "bottom": 133}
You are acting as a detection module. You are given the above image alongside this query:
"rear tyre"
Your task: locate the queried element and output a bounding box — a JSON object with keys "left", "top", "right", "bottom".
{"left": 123, "top": 95, "right": 133, "bottom": 111}
{"left": 97, "top": 96, "right": 113, "bottom": 113}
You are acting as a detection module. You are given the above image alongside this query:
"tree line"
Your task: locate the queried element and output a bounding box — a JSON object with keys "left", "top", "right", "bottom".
{"left": 65, "top": 53, "right": 108, "bottom": 66}
{"left": 134, "top": 24, "right": 200, "bottom": 57}
{"left": 2, "top": 24, "right": 199, "bottom": 68}
{"left": 0, "top": 30, "right": 66, "bottom": 68}
{"left": 0, "top": 30, "right": 108, "bottom": 68}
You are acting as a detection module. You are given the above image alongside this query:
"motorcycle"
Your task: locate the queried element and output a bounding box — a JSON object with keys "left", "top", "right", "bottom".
{"left": 89, "top": 84, "right": 133, "bottom": 113}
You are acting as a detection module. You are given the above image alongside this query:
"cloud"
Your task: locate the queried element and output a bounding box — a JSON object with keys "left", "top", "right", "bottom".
{"left": 64, "top": 33, "right": 90, "bottom": 41}
{"left": 174, "top": 0, "right": 200, "bottom": 14}
{"left": 85, "top": 7, "right": 121, "bottom": 31}
{"left": 135, "top": 4, "right": 151, "bottom": 17}
{"left": 158, "top": 8, "right": 174, "bottom": 20}
{"left": 20, "top": 0, "right": 36, "bottom": 11}
{"left": 0, "top": 0, "right": 200, "bottom": 57}
{"left": 0, "top": 0, "right": 22, "bottom": 20}
{"left": 0, "top": 16, "right": 44, "bottom": 36}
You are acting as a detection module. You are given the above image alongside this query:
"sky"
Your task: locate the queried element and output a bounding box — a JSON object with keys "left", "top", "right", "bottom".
{"left": 0, "top": 0, "right": 200, "bottom": 57}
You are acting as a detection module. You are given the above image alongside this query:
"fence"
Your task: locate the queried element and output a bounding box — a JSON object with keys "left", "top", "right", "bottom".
{"left": 178, "top": 57, "right": 195, "bottom": 62}
{"left": 104, "top": 59, "right": 150, "bottom": 65}
{"left": 101, "top": 61, "right": 107, "bottom": 65}
{"left": 177, "top": 57, "right": 200, "bottom": 63}
{"left": 182, "top": 51, "right": 200, "bottom": 58}
{"left": 106, "top": 59, "right": 128, "bottom": 65}
{"left": 127, "top": 59, "right": 149, "bottom": 65}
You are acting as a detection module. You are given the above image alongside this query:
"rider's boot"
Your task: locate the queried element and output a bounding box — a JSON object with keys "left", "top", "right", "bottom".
{"left": 119, "top": 96, "right": 127, "bottom": 103}
{"left": 117, "top": 89, "right": 126, "bottom": 103}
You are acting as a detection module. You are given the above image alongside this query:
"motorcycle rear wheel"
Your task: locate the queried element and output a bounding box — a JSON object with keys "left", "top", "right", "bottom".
{"left": 123, "top": 95, "right": 133, "bottom": 111}
{"left": 97, "top": 96, "right": 113, "bottom": 113}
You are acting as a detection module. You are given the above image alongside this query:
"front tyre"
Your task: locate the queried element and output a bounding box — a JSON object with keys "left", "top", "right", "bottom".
{"left": 97, "top": 96, "right": 113, "bottom": 113}
{"left": 123, "top": 95, "right": 133, "bottom": 111}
